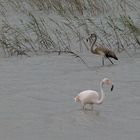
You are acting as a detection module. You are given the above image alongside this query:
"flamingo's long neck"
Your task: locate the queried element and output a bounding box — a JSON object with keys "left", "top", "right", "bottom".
{"left": 96, "top": 81, "right": 104, "bottom": 104}
{"left": 90, "top": 34, "right": 97, "bottom": 54}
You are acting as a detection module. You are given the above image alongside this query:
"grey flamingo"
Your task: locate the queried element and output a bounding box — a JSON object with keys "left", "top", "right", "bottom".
{"left": 87, "top": 33, "right": 118, "bottom": 65}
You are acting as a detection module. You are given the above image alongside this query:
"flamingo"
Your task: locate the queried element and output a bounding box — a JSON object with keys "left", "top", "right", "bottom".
{"left": 74, "top": 78, "right": 114, "bottom": 110}
{"left": 86, "top": 33, "right": 118, "bottom": 65}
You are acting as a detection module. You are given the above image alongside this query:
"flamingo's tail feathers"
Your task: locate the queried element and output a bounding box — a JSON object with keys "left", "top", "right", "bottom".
{"left": 74, "top": 95, "right": 80, "bottom": 102}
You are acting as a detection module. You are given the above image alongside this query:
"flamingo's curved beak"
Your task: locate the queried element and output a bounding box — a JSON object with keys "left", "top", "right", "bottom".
{"left": 111, "top": 84, "right": 114, "bottom": 91}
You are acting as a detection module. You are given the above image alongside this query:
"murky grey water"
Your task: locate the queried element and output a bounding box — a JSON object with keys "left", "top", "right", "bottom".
{"left": 0, "top": 51, "right": 140, "bottom": 140}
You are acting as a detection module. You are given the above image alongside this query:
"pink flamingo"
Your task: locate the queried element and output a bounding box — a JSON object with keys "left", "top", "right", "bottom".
{"left": 74, "top": 78, "right": 114, "bottom": 110}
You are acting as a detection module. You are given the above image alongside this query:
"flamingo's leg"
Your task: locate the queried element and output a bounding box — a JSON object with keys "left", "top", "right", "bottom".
{"left": 91, "top": 104, "right": 93, "bottom": 110}
{"left": 102, "top": 57, "right": 104, "bottom": 66}
{"left": 107, "top": 57, "right": 114, "bottom": 64}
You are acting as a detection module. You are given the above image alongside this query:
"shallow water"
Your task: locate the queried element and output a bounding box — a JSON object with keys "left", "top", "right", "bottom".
{"left": 0, "top": 51, "right": 140, "bottom": 140}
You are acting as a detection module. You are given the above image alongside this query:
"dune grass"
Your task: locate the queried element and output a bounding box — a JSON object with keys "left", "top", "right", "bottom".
{"left": 0, "top": 0, "right": 139, "bottom": 58}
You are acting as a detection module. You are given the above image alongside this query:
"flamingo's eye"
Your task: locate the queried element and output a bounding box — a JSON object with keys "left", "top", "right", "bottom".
{"left": 105, "top": 79, "right": 111, "bottom": 84}
{"left": 107, "top": 80, "right": 112, "bottom": 85}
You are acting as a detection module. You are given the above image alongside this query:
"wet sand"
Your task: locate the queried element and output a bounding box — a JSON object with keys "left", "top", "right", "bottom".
{"left": 0, "top": 51, "right": 140, "bottom": 140}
